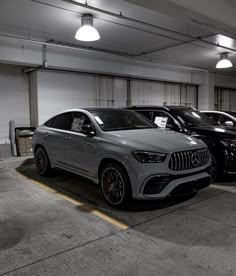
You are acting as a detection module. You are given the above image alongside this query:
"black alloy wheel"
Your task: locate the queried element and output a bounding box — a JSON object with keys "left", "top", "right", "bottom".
{"left": 100, "top": 163, "right": 131, "bottom": 208}
{"left": 35, "top": 147, "right": 51, "bottom": 176}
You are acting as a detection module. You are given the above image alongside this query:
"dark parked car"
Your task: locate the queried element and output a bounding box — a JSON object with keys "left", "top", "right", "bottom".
{"left": 202, "top": 110, "right": 236, "bottom": 129}
{"left": 125, "top": 105, "right": 236, "bottom": 180}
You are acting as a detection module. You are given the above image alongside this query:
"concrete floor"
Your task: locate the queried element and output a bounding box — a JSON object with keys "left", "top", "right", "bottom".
{"left": 0, "top": 158, "right": 236, "bottom": 276}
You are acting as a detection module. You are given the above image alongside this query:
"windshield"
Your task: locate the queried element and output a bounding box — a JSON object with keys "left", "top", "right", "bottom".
{"left": 91, "top": 109, "right": 156, "bottom": 131}
{"left": 172, "top": 109, "right": 215, "bottom": 127}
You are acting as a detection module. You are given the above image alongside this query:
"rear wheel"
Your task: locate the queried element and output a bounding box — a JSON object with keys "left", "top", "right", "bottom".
{"left": 100, "top": 163, "right": 131, "bottom": 208}
{"left": 35, "top": 146, "right": 51, "bottom": 176}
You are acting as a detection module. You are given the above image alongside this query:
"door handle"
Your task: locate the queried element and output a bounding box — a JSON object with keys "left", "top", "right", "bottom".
{"left": 45, "top": 132, "right": 49, "bottom": 137}
{"left": 66, "top": 135, "right": 72, "bottom": 140}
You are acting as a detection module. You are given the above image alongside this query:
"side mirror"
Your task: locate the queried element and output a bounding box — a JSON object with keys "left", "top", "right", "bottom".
{"left": 81, "top": 124, "right": 95, "bottom": 136}
{"left": 224, "top": 121, "right": 234, "bottom": 127}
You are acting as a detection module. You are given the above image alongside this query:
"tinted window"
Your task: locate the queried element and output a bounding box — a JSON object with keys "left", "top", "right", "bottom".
{"left": 217, "top": 114, "right": 229, "bottom": 125}
{"left": 45, "top": 118, "right": 54, "bottom": 127}
{"left": 49, "top": 113, "right": 73, "bottom": 130}
{"left": 71, "top": 112, "right": 93, "bottom": 133}
{"left": 91, "top": 109, "right": 156, "bottom": 131}
{"left": 205, "top": 113, "right": 234, "bottom": 126}
{"left": 172, "top": 109, "right": 214, "bottom": 127}
{"left": 137, "top": 110, "right": 153, "bottom": 121}
{"left": 204, "top": 113, "right": 219, "bottom": 124}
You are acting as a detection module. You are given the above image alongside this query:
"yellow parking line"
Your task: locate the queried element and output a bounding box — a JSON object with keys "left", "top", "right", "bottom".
{"left": 16, "top": 171, "right": 129, "bottom": 230}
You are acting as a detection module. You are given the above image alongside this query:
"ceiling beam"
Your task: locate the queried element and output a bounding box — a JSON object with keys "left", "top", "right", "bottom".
{"left": 43, "top": 0, "right": 236, "bottom": 53}
{"left": 123, "top": 0, "right": 236, "bottom": 38}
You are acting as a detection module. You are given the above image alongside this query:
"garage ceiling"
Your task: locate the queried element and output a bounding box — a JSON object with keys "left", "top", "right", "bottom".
{"left": 0, "top": 0, "right": 236, "bottom": 75}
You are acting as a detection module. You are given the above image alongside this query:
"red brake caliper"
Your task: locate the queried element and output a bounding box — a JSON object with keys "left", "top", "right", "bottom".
{"left": 107, "top": 177, "right": 111, "bottom": 191}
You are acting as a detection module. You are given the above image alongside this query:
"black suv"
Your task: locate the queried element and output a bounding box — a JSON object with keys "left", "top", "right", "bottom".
{"left": 125, "top": 105, "right": 236, "bottom": 180}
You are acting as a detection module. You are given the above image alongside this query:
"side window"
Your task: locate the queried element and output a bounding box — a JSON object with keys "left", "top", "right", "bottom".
{"left": 50, "top": 113, "right": 73, "bottom": 130}
{"left": 137, "top": 111, "right": 153, "bottom": 121}
{"left": 45, "top": 118, "right": 54, "bottom": 127}
{"left": 217, "top": 114, "right": 228, "bottom": 125}
{"left": 205, "top": 113, "right": 218, "bottom": 124}
{"left": 218, "top": 114, "right": 235, "bottom": 126}
{"left": 153, "top": 111, "right": 179, "bottom": 129}
{"left": 71, "top": 112, "right": 92, "bottom": 133}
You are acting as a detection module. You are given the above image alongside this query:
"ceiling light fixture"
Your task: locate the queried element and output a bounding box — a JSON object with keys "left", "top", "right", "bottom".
{"left": 216, "top": 52, "right": 233, "bottom": 69}
{"left": 75, "top": 14, "right": 100, "bottom": 42}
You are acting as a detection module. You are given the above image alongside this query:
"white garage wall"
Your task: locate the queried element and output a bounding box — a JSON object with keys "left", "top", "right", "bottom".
{"left": 33, "top": 70, "right": 198, "bottom": 125}
{"left": 130, "top": 80, "right": 197, "bottom": 107}
{"left": 0, "top": 64, "right": 30, "bottom": 143}
{"left": 93, "top": 76, "right": 127, "bottom": 108}
{"left": 36, "top": 70, "right": 128, "bottom": 125}
{"left": 215, "top": 87, "right": 236, "bottom": 111}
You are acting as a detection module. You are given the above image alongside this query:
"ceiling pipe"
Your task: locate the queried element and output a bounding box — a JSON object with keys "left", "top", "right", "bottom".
{"left": 49, "top": 0, "right": 236, "bottom": 53}
{"left": 0, "top": 32, "right": 208, "bottom": 72}
{"left": 135, "top": 35, "right": 213, "bottom": 57}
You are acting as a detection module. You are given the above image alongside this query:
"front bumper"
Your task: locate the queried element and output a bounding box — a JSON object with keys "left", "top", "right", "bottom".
{"left": 132, "top": 166, "right": 211, "bottom": 199}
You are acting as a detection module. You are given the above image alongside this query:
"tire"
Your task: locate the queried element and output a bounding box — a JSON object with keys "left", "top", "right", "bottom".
{"left": 210, "top": 154, "right": 219, "bottom": 182}
{"left": 35, "top": 146, "right": 51, "bottom": 176}
{"left": 100, "top": 163, "right": 131, "bottom": 208}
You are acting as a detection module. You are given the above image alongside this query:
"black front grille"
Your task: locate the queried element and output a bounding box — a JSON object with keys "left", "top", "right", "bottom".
{"left": 169, "top": 148, "right": 210, "bottom": 171}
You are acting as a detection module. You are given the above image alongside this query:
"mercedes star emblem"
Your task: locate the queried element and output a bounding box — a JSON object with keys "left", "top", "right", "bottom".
{"left": 191, "top": 152, "right": 200, "bottom": 167}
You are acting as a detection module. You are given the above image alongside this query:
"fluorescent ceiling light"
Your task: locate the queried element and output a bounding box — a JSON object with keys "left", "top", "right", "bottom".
{"left": 75, "top": 14, "right": 100, "bottom": 42}
{"left": 216, "top": 34, "right": 234, "bottom": 48}
{"left": 216, "top": 52, "right": 233, "bottom": 69}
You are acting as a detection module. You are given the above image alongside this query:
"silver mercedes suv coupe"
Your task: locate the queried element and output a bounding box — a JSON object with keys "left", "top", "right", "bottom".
{"left": 33, "top": 108, "right": 212, "bottom": 207}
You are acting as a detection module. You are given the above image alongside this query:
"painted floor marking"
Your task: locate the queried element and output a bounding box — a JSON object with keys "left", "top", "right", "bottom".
{"left": 16, "top": 171, "right": 129, "bottom": 230}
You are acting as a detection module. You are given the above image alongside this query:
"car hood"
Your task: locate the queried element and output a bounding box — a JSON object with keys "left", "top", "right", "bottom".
{"left": 191, "top": 125, "right": 236, "bottom": 138}
{"left": 105, "top": 128, "right": 205, "bottom": 153}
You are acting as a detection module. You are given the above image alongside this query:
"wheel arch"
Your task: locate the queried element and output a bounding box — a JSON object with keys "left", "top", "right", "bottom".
{"left": 34, "top": 143, "right": 44, "bottom": 154}
{"left": 34, "top": 143, "right": 52, "bottom": 165}
{"left": 98, "top": 158, "right": 131, "bottom": 184}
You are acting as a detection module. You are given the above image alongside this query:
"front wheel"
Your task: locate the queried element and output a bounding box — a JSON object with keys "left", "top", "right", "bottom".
{"left": 35, "top": 146, "right": 51, "bottom": 176}
{"left": 100, "top": 163, "right": 131, "bottom": 208}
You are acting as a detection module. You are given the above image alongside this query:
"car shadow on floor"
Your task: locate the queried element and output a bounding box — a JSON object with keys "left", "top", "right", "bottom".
{"left": 215, "top": 174, "right": 236, "bottom": 185}
{"left": 13, "top": 160, "right": 236, "bottom": 273}
{"left": 15, "top": 159, "right": 201, "bottom": 213}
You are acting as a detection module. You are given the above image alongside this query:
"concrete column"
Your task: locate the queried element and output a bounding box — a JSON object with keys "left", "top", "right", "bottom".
{"left": 29, "top": 71, "right": 39, "bottom": 127}
{"left": 198, "top": 72, "right": 215, "bottom": 110}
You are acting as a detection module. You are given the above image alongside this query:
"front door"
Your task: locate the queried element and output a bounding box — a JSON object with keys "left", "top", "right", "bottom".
{"left": 64, "top": 112, "right": 98, "bottom": 178}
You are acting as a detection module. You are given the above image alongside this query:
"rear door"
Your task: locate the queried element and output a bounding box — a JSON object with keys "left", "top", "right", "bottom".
{"left": 44, "top": 112, "right": 73, "bottom": 166}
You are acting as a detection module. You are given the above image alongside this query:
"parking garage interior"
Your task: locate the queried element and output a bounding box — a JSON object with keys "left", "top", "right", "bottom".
{"left": 0, "top": 0, "right": 236, "bottom": 275}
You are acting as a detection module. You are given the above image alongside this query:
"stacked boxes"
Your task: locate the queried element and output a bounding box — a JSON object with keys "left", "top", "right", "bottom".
{"left": 16, "top": 129, "right": 35, "bottom": 157}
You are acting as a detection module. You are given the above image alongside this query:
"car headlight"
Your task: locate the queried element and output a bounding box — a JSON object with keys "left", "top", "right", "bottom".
{"left": 220, "top": 139, "right": 236, "bottom": 147}
{"left": 132, "top": 151, "right": 167, "bottom": 163}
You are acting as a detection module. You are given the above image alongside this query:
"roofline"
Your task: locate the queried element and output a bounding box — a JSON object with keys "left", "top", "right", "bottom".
{"left": 126, "top": 105, "right": 170, "bottom": 110}
{"left": 126, "top": 105, "right": 194, "bottom": 110}
{"left": 58, "top": 107, "right": 124, "bottom": 113}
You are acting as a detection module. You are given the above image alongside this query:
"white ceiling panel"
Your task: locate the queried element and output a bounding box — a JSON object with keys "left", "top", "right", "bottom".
{"left": 0, "top": 0, "right": 235, "bottom": 74}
